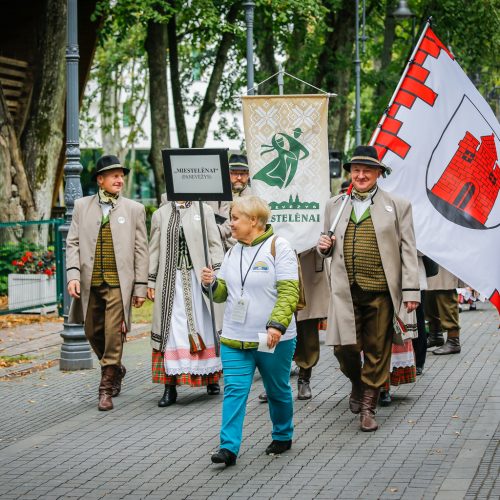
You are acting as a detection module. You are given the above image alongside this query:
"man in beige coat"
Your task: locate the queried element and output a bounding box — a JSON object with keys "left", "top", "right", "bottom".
{"left": 293, "top": 249, "right": 330, "bottom": 400}
{"left": 318, "top": 145, "right": 420, "bottom": 432}
{"left": 425, "top": 265, "right": 461, "bottom": 354}
{"left": 66, "top": 155, "right": 148, "bottom": 411}
{"left": 208, "top": 153, "right": 252, "bottom": 251}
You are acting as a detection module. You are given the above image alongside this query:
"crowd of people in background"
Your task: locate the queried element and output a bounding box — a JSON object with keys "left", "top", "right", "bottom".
{"left": 66, "top": 147, "right": 473, "bottom": 465}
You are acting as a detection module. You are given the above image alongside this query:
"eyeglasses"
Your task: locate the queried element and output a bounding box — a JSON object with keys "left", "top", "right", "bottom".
{"left": 230, "top": 172, "right": 249, "bottom": 178}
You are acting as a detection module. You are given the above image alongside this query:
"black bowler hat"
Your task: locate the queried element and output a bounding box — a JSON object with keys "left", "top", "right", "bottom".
{"left": 343, "top": 145, "right": 389, "bottom": 175}
{"left": 228, "top": 154, "right": 249, "bottom": 172}
{"left": 91, "top": 154, "right": 130, "bottom": 181}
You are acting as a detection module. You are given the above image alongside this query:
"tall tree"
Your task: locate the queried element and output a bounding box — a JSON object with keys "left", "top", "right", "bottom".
{"left": 145, "top": 19, "right": 170, "bottom": 203}
{"left": 0, "top": 86, "right": 36, "bottom": 224}
{"left": 20, "top": 0, "right": 67, "bottom": 221}
{"left": 167, "top": 3, "right": 189, "bottom": 148}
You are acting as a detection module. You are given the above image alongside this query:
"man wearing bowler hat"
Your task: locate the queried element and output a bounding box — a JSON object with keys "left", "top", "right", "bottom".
{"left": 208, "top": 153, "right": 252, "bottom": 251}
{"left": 317, "top": 145, "right": 420, "bottom": 431}
{"left": 66, "top": 154, "right": 148, "bottom": 411}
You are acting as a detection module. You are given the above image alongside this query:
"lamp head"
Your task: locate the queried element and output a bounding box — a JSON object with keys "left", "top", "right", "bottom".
{"left": 393, "top": 0, "right": 413, "bottom": 19}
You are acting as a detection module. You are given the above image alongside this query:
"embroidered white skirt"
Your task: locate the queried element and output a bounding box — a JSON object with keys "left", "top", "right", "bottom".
{"left": 164, "top": 269, "right": 222, "bottom": 376}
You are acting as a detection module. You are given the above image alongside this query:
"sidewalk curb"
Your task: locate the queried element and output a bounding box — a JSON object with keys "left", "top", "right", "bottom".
{"left": 0, "top": 323, "right": 151, "bottom": 380}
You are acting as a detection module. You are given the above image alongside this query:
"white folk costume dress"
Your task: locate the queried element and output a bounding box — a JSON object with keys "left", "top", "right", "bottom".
{"left": 148, "top": 198, "right": 224, "bottom": 387}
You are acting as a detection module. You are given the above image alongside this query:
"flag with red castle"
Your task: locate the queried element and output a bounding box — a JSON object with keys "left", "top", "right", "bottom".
{"left": 370, "top": 21, "right": 500, "bottom": 314}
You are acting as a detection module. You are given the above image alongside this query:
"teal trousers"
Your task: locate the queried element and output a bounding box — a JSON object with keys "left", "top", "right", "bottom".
{"left": 220, "top": 337, "right": 296, "bottom": 455}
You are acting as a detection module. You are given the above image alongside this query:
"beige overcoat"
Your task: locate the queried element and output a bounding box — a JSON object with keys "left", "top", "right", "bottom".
{"left": 319, "top": 187, "right": 420, "bottom": 346}
{"left": 148, "top": 198, "right": 225, "bottom": 347}
{"left": 296, "top": 248, "right": 331, "bottom": 322}
{"left": 66, "top": 194, "right": 149, "bottom": 330}
{"left": 426, "top": 265, "right": 460, "bottom": 291}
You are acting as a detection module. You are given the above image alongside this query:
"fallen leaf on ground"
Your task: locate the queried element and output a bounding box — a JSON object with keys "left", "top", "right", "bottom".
{"left": 452, "top": 415, "right": 459, "bottom": 418}
{"left": 389, "top": 487, "right": 398, "bottom": 492}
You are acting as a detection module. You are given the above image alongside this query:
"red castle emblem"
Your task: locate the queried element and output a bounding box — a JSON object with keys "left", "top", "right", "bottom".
{"left": 428, "top": 132, "right": 500, "bottom": 229}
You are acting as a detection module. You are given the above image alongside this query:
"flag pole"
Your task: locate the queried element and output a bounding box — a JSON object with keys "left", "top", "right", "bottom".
{"left": 369, "top": 19, "right": 432, "bottom": 147}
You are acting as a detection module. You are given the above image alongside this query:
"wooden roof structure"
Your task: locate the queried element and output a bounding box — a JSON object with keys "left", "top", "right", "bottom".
{"left": 0, "top": 0, "right": 99, "bottom": 126}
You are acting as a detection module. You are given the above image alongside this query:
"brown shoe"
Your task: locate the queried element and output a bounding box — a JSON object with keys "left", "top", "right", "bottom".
{"left": 433, "top": 336, "right": 460, "bottom": 355}
{"left": 98, "top": 365, "right": 116, "bottom": 411}
{"left": 359, "top": 386, "right": 379, "bottom": 432}
{"left": 349, "top": 381, "right": 363, "bottom": 414}
{"left": 112, "top": 365, "right": 127, "bottom": 397}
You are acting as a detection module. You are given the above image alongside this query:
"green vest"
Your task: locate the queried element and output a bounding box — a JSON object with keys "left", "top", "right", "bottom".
{"left": 91, "top": 219, "right": 120, "bottom": 287}
{"left": 343, "top": 210, "right": 388, "bottom": 292}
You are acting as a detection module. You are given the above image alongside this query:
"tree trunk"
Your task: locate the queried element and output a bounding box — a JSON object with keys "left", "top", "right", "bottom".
{"left": 191, "top": 3, "right": 239, "bottom": 148}
{"left": 20, "top": 0, "right": 66, "bottom": 221}
{"left": 168, "top": 8, "right": 189, "bottom": 148}
{"left": 0, "top": 85, "right": 36, "bottom": 226}
{"left": 254, "top": 7, "right": 278, "bottom": 94}
{"left": 314, "top": 0, "right": 356, "bottom": 151}
{"left": 145, "top": 21, "right": 170, "bottom": 204}
{"left": 375, "top": 0, "right": 397, "bottom": 101}
{"left": 100, "top": 81, "right": 121, "bottom": 155}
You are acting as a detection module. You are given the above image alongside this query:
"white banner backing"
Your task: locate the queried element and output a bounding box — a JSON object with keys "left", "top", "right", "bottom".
{"left": 242, "top": 95, "right": 330, "bottom": 253}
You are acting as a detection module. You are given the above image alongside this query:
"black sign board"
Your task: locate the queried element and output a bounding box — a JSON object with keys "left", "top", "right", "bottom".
{"left": 162, "top": 148, "right": 233, "bottom": 201}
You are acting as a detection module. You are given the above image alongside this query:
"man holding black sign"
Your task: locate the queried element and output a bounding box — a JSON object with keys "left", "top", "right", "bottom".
{"left": 208, "top": 154, "right": 252, "bottom": 251}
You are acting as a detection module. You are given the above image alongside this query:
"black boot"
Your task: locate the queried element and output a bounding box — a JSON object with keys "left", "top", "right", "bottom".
{"left": 379, "top": 389, "right": 392, "bottom": 407}
{"left": 207, "top": 383, "right": 220, "bottom": 395}
{"left": 427, "top": 331, "right": 444, "bottom": 348}
{"left": 211, "top": 448, "right": 237, "bottom": 466}
{"left": 158, "top": 384, "right": 177, "bottom": 407}
{"left": 297, "top": 367, "right": 312, "bottom": 400}
{"left": 433, "top": 335, "right": 461, "bottom": 355}
{"left": 265, "top": 440, "right": 292, "bottom": 455}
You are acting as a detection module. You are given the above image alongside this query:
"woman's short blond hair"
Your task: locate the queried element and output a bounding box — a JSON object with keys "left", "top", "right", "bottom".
{"left": 231, "top": 196, "right": 271, "bottom": 229}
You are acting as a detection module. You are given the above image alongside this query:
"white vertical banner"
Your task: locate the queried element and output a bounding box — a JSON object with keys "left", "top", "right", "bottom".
{"left": 242, "top": 95, "right": 330, "bottom": 253}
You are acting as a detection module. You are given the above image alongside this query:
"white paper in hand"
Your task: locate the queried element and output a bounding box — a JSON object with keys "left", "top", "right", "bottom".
{"left": 258, "top": 332, "right": 276, "bottom": 354}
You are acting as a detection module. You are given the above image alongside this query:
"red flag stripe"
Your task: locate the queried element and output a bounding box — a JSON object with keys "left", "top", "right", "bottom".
{"left": 406, "top": 64, "right": 430, "bottom": 82}
{"left": 489, "top": 290, "right": 500, "bottom": 315}
{"left": 400, "top": 78, "right": 438, "bottom": 106}
{"left": 375, "top": 130, "right": 410, "bottom": 159}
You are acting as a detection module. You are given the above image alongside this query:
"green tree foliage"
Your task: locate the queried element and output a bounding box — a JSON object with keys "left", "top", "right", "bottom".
{"left": 84, "top": 0, "right": 499, "bottom": 181}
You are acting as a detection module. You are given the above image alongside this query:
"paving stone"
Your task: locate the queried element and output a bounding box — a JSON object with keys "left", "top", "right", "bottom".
{"left": 0, "top": 303, "right": 499, "bottom": 499}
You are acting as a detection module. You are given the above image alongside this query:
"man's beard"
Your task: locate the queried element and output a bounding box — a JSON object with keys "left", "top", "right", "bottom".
{"left": 232, "top": 182, "right": 246, "bottom": 193}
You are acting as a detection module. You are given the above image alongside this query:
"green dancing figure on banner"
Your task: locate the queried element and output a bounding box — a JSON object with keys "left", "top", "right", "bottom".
{"left": 254, "top": 128, "right": 309, "bottom": 188}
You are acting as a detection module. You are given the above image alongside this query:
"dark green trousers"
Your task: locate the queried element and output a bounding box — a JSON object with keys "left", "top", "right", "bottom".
{"left": 294, "top": 319, "right": 320, "bottom": 370}
{"left": 425, "top": 290, "right": 460, "bottom": 335}
{"left": 334, "top": 284, "right": 393, "bottom": 389}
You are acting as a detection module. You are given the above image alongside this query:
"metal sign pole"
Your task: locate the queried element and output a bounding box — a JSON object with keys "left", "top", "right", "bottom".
{"left": 198, "top": 200, "right": 220, "bottom": 357}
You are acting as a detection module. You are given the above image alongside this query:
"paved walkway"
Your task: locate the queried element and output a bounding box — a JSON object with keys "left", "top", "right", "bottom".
{"left": 0, "top": 303, "right": 498, "bottom": 499}
{"left": 0, "top": 320, "right": 150, "bottom": 379}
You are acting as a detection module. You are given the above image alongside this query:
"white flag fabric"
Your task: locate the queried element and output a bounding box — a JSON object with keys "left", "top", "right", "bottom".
{"left": 371, "top": 24, "right": 500, "bottom": 314}
{"left": 242, "top": 95, "right": 330, "bottom": 254}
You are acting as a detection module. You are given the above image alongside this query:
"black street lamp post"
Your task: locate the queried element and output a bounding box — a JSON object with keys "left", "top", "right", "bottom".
{"left": 59, "top": 0, "right": 93, "bottom": 370}
{"left": 243, "top": 1, "right": 255, "bottom": 95}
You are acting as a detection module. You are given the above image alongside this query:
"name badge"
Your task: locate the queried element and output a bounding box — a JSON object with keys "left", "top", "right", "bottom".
{"left": 231, "top": 298, "right": 249, "bottom": 323}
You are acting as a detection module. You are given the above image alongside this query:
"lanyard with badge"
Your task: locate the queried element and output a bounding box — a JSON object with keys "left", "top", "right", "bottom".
{"left": 231, "top": 241, "right": 266, "bottom": 323}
